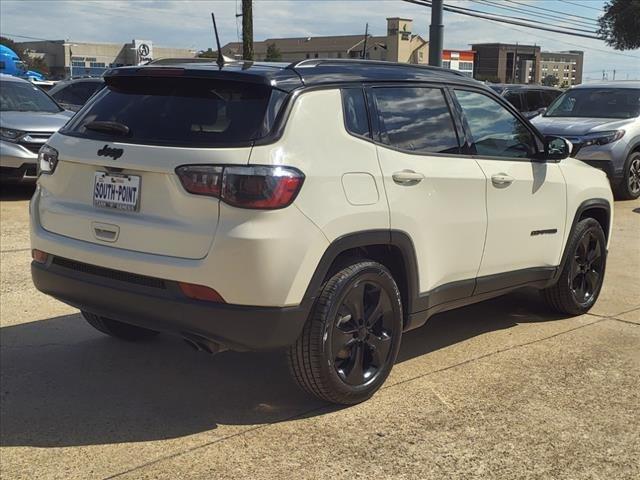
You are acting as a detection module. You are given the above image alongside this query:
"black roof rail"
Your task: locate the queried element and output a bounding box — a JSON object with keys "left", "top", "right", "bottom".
{"left": 286, "top": 58, "right": 469, "bottom": 78}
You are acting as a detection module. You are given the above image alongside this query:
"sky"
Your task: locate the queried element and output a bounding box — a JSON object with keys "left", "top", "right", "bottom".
{"left": 1, "top": 0, "right": 638, "bottom": 81}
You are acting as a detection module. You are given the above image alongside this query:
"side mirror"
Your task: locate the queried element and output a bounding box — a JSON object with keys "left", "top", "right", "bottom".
{"left": 545, "top": 136, "right": 572, "bottom": 161}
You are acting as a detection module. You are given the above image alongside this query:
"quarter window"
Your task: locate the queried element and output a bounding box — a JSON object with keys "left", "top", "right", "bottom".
{"left": 454, "top": 90, "right": 537, "bottom": 159}
{"left": 525, "top": 90, "right": 545, "bottom": 111}
{"left": 504, "top": 91, "right": 523, "bottom": 110}
{"left": 341, "top": 88, "right": 370, "bottom": 138}
{"left": 373, "top": 87, "right": 459, "bottom": 154}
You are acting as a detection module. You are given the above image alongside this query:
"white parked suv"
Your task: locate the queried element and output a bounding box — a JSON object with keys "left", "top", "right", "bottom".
{"left": 31, "top": 60, "right": 613, "bottom": 404}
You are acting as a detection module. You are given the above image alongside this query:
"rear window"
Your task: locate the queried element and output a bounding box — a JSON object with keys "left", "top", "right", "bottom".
{"left": 52, "top": 81, "right": 103, "bottom": 106}
{"left": 63, "top": 77, "right": 286, "bottom": 147}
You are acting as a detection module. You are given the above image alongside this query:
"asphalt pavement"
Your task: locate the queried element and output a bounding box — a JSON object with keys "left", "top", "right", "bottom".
{"left": 1, "top": 184, "right": 638, "bottom": 479}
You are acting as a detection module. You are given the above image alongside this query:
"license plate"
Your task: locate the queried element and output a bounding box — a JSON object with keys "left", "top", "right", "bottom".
{"left": 93, "top": 172, "right": 141, "bottom": 212}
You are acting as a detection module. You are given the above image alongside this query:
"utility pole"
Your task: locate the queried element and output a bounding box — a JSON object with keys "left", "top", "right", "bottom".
{"left": 512, "top": 42, "right": 519, "bottom": 83}
{"left": 361, "top": 23, "right": 369, "bottom": 60}
{"left": 242, "top": 0, "right": 253, "bottom": 61}
{"left": 428, "top": 0, "right": 443, "bottom": 67}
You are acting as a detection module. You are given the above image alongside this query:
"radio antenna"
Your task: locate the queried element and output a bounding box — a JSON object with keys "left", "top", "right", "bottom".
{"left": 211, "top": 12, "right": 225, "bottom": 68}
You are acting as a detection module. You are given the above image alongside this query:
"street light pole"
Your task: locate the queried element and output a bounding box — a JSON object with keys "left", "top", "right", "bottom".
{"left": 63, "top": 43, "right": 78, "bottom": 78}
{"left": 428, "top": 0, "right": 443, "bottom": 67}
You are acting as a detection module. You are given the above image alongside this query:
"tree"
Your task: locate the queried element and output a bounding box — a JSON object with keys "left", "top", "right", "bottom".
{"left": 197, "top": 48, "right": 216, "bottom": 58}
{"left": 265, "top": 43, "right": 282, "bottom": 61}
{"left": 24, "top": 55, "right": 49, "bottom": 75}
{"left": 0, "top": 36, "right": 49, "bottom": 75}
{"left": 542, "top": 74, "right": 558, "bottom": 87}
{"left": 598, "top": 0, "right": 640, "bottom": 50}
{"left": 0, "top": 36, "right": 22, "bottom": 55}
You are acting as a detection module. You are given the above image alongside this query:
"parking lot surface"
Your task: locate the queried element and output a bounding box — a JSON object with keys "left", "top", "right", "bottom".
{"left": 1, "top": 185, "right": 639, "bottom": 480}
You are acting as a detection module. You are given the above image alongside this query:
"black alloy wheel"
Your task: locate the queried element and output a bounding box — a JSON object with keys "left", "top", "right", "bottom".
{"left": 542, "top": 218, "right": 607, "bottom": 315}
{"left": 332, "top": 280, "right": 395, "bottom": 386}
{"left": 288, "top": 261, "right": 403, "bottom": 405}
{"left": 569, "top": 229, "right": 604, "bottom": 305}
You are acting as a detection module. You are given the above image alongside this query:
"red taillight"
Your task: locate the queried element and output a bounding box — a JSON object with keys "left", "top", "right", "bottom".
{"left": 175, "top": 165, "right": 223, "bottom": 197}
{"left": 178, "top": 282, "right": 225, "bottom": 303}
{"left": 32, "top": 249, "right": 49, "bottom": 264}
{"left": 176, "top": 165, "right": 304, "bottom": 210}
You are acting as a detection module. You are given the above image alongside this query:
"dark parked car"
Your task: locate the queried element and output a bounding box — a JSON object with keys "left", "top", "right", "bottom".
{"left": 489, "top": 84, "right": 562, "bottom": 119}
{"left": 48, "top": 77, "right": 104, "bottom": 112}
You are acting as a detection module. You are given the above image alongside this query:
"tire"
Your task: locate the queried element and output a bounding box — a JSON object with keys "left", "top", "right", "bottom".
{"left": 288, "top": 261, "right": 403, "bottom": 405}
{"left": 542, "top": 218, "right": 607, "bottom": 315}
{"left": 613, "top": 151, "right": 640, "bottom": 200}
{"left": 82, "top": 311, "right": 159, "bottom": 341}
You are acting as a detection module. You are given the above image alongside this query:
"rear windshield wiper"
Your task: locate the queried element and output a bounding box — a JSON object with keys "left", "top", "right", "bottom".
{"left": 84, "top": 121, "right": 130, "bottom": 136}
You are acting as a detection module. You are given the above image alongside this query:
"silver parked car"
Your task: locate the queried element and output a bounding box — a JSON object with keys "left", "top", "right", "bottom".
{"left": 532, "top": 81, "right": 640, "bottom": 199}
{"left": 0, "top": 74, "right": 73, "bottom": 183}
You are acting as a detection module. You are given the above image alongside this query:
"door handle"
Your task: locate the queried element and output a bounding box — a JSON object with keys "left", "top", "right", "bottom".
{"left": 491, "top": 173, "right": 515, "bottom": 187}
{"left": 392, "top": 170, "right": 424, "bottom": 186}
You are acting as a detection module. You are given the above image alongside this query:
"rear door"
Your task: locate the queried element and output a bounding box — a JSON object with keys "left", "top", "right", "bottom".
{"left": 452, "top": 88, "right": 566, "bottom": 284}
{"left": 39, "top": 74, "right": 281, "bottom": 259}
{"left": 371, "top": 85, "right": 487, "bottom": 306}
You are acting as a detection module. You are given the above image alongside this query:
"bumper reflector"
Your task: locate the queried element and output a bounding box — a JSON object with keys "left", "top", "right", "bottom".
{"left": 32, "top": 249, "right": 49, "bottom": 264}
{"left": 178, "top": 282, "right": 225, "bottom": 303}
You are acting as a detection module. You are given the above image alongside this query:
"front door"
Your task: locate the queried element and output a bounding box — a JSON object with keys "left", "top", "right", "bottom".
{"left": 452, "top": 88, "right": 566, "bottom": 288}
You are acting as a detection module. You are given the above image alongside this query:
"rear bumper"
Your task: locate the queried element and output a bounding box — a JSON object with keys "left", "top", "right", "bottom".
{"left": 31, "top": 257, "right": 308, "bottom": 351}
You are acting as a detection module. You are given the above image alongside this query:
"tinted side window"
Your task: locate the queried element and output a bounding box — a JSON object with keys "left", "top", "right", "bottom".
{"left": 454, "top": 90, "right": 537, "bottom": 159}
{"left": 51, "top": 83, "right": 82, "bottom": 105}
{"left": 341, "top": 88, "right": 370, "bottom": 137}
{"left": 504, "top": 91, "right": 523, "bottom": 110}
{"left": 525, "top": 90, "right": 544, "bottom": 111}
{"left": 74, "top": 81, "right": 103, "bottom": 104}
{"left": 541, "top": 90, "right": 560, "bottom": 106}
{"left": 373, "top": 87, "right": 459, "bottom": 154}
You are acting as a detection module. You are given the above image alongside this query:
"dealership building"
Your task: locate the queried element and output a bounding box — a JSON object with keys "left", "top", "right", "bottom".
{"left": 16, "top": 39, "right": 196, "bottom": 78}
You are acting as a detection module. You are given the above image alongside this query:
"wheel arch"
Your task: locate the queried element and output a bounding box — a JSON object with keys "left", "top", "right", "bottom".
{"left": 554, "top": 198, "right": 611, "bottom": 283}
{"left": 300, "top": 230, "right": 420, "bottom": 327}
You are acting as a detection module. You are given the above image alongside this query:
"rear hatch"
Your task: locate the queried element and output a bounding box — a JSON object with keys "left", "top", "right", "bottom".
{"left": 38, "top": 68, "right": 288, "bottom": 259}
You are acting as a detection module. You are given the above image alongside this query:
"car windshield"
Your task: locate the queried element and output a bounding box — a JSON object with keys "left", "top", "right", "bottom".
{"left": 545, "top": 88, "right": 640, "bottom": 119}
{"left": 0, "top": 80, "right": 62, "bottom": 113}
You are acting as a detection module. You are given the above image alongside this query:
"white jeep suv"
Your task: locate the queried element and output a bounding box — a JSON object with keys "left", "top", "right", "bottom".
{"left": 31, "top": 60, "right": 613, "bottom": 404}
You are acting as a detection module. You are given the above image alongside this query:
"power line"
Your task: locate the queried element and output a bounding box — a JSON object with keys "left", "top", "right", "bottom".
{"left": 470, "top": 18, "right": 640, "bottom": 61}
{"left": 558, "top": 0, "right": 605, "bottom": 12}
{"left": 471, "top": 0, "right": 598, "bottom": 31}
{"left": 433, "top": 0, "right": 597, "bottom": 33}
{"left": 403, "top": 0, "right": 601, "bottom": 39}
{"left": 504, "top": 0, "right": 600, "bottom": 24}
{"left": 1, "top": 33, "right": 63, "bottom": 42}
